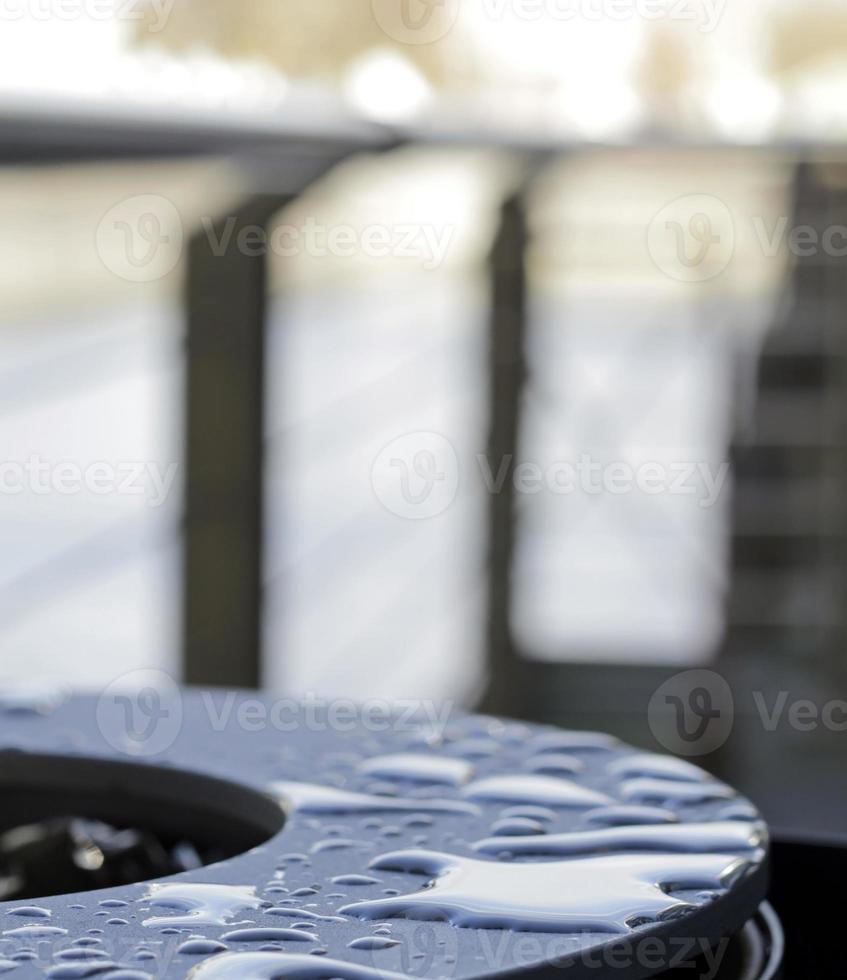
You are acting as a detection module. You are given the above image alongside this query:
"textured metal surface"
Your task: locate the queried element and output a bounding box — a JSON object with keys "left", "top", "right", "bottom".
{"left": 0, "top": 690, "right": 768, "bottom": 980}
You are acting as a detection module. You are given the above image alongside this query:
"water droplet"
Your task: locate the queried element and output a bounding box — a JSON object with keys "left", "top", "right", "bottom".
{"left": 186, "top": 952, "right": 408, "bottom": 980}
{"left": 531, "top": 732, "right": 619, "bottom": 753}
{"left": 3, "top": 926, "right": 67, "bottom": 938}
{"left": 46, "top": 963, "right": 119, "bottom": 979}
{"left": 277, "top": 854, "right": 309, "bottom": 864}
{"left": 358, "top": 754, "right": 472, "bottom": 787}
{"left": 265, "top": 909, "right": 345, "bottom": 924}
{"left": 500, "top": 805, "right": 557, "bottom": 822}
{"left": 272, "top": 782, "right": 478, "bottom": 816}
{"left": 220, "top": 929, "right": 318, "bottom": 944}
{"left": 462, "top": 775, "right": 611, "bottom": 807}
{"left": 402, "top": 814, "right": 433, "bottom": 827}
{"left": 526, "top": 754, "right": 584, "bottom": 776}
{"left": 330, "top": 875, "right": 381, "bottom": 887}
{"left": 142, "top": 884, "right": 264, "bottom": 928}
{"left": 6, "top": 906, "right": 51, "bottom": 918}
{"left": 55, "top": 951, "right": 110, "bottom": 962}
{"left": 489, "top": 817, "right": 546, "bottom": 836}
{"left": 340, "top": 848, "right": 754, "bottom": 933}
{"left": 608, "top": 754, "right": 709, "bottom": 782}
{"left": 178, "top": 940, "right": 228, "bottom": 956}
{"left": 585, "top": 805, "right": 678, "bottom": 826}
{"left": 472, "top": 821, "right": 765, "bottom": 856}
{"left": 100, "top": 972, "right": 152, "bottom": 980}
{"left": 347, "top": 937, "right": 400, "bottom": 951}
{"left": 310, "top": 840, "right": 370, "bottom": 854}
{"left": 620, "top": 778, "right": 735, "bottom": 804}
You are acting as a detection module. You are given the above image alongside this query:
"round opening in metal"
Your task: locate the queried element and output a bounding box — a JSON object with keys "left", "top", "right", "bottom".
{"left": 0, "top": 752, "right": 284, "bottom": 900}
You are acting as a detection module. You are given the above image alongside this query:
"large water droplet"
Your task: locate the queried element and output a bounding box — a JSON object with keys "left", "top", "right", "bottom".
{"left": 462, "top": 775, "right": 611, "bottom": 807}
{"left": 186, "top": 952, "right": 408, "bottom": 980}
{"left": 142, "top": 884, "right": 264, "bottom": 928}
{"left": 178, "top": 940, "right": 229, "bottom": 956}
{"left": 346, "top": 937, "right": 400, "bottom": 951}
{"left": 620, "top": 778, "right": 734, "bottom": 804}
{"left": 220, "top": 929, "right": 317, "bottom": 944}
{"left": 6, "top": 907, "right": 51, "bottom": 918}
{"left": 271, "top": 782, "right": 478, "bottom": 816}
{"left": 340, "top": 849, "right": 753, "bottom": 933}
{"left": 471, "top": 821, "right": 765, "bottom": 856}
{"left": 585, "top": 805, "right": 678, "bottom": 826}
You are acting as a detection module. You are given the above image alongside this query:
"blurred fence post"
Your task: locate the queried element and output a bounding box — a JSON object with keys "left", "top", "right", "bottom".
{"left": 183, "top": 194, "right": 293, "bottom": 689}
{"left": 481, "top": 191, "right": 530, "bottom": 716}
{"left": 726, "top": 161, "right": 847, "bottom": 665}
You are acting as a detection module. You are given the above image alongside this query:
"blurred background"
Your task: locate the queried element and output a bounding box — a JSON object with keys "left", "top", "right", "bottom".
{"left": 2, "top": 0, "right": 846, "bottom": 833}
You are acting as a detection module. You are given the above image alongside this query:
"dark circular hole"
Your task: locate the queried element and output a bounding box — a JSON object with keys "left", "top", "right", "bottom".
{"left": 0, "top": 751, "right": 284, "bottom": 900}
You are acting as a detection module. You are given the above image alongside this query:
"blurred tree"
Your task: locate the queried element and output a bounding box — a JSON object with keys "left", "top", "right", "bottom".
{"left": 136, "top": 0, "right": 463, "bottom": 88}
{"left": 768, "top": 3, "right": 847, "bottom": 77}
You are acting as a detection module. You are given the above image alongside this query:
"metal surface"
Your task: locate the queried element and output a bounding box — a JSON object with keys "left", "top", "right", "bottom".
{"left": 0, "top": 690, "right": 768, "bottom": 980}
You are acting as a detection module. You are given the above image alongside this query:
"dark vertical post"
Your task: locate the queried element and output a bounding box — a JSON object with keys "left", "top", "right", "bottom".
{"left": 480, "top": 192, "right": 530, "bottom": 716}
{"left": 183, "top": 194, "right": 292, "bottom": 688}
